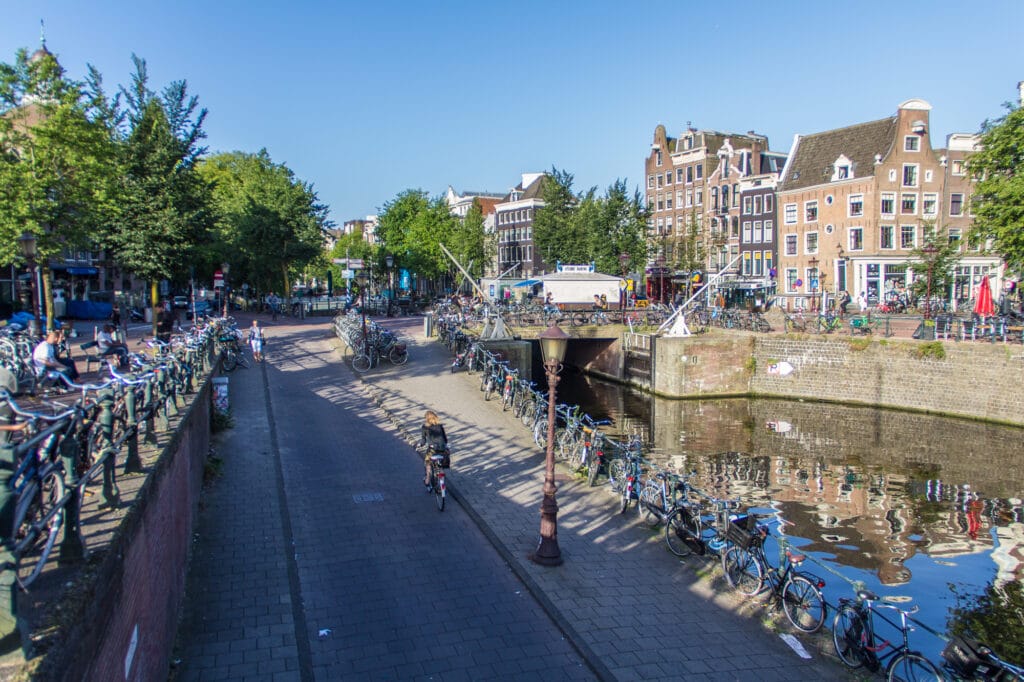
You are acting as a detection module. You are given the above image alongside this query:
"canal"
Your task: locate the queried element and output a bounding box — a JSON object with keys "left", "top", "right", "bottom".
{"left": 555, "top": 366, "right": 1024, "bottom": 659}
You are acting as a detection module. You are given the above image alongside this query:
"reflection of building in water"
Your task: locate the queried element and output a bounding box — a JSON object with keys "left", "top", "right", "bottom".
{"left": 992, "top": 523, "right": 1024, "bottom": 585}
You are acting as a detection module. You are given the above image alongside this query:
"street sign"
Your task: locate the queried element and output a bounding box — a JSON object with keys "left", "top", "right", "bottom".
{"left": 331, "top": 258, "right": 364, "bottom": 268}
{"left": 213, "top": 270, "right": 224, "bottom": 289}
{"left": 332, "top": 258, "right": 346, "bottom": 265}
{"left": 342, "top": 269, "right": 354, "bottom": 279}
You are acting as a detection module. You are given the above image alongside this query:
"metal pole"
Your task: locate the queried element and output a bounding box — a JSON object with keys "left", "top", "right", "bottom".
{"left": 530, "top": 358, "right": 563, "bottom": 566}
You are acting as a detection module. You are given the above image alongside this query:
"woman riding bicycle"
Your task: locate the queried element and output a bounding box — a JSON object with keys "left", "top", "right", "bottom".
{"left": 419, "top": 410, "right": 449, "bottom": 488}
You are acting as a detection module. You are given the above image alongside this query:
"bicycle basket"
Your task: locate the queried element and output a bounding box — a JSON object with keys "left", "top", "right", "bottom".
{"left": 941, "top": 636, "right": 985, "bottom": 677}
{"left": 726, "top": 515, "right": 761, "bottom": 550}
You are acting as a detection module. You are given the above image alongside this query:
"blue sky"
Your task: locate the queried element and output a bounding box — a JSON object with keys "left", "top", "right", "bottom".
{"left": 3, "top": 1, "right": 1022, "bottom": 226}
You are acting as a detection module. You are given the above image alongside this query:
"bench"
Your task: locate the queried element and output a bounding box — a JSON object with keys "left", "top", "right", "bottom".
{"left": 80, "top": 340, "right": 103, "bottom": 373}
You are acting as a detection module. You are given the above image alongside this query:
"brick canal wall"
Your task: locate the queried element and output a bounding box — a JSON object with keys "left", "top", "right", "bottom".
{"left": 40, "top": 379, "right": 212, "bottom": 682}
{"left": 581, "top": 334, "right": 1024, "bottom": 427}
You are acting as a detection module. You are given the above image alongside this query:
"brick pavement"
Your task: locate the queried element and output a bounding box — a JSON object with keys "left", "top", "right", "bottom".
{"left": 172, "top": 313, "right": 592, "bottom": 681}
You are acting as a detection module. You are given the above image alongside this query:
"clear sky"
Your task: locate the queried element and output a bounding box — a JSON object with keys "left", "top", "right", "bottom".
{"left": 3, "top": 1, "right": 1022, "bottom": 226}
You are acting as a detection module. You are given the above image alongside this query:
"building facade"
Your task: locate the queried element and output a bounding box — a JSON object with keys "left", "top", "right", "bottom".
{"left": 495, "top": 172, "right": 546, "bottom": 278}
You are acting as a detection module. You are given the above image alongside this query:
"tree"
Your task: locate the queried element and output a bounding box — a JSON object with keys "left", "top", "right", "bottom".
{"left": 532, "top": 168, "right": 581, "bottom": 268}
{"left": 0, "top": 47, "right": 119, "bottom": 319}
{"left": 590, "top": 179, "right": 648, "bottom": 276}
{"left": 905, "top": 222, "right": 961, "bottom": 304}
{"left": 199, "top": 149, "right": 330, "bottom": 297}
{"left": 967, "top": 98, "right": 1024, "bottom": 274}
{"left": 103, "top": 55, "right": 213, "bottom": 326}
{"left": 376, "top": 190, "right": 456, "bottom": 292}
{"left": 449, "top": 198, "right": 491, "bottom": 281}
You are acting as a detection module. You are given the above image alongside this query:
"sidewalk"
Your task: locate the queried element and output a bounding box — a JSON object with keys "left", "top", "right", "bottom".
{"left": 339, "top": 315, "right": 847, "bottom": 680}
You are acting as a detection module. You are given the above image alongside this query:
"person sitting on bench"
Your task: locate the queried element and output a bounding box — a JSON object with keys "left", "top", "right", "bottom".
{"left": 97, "top": 323, "right": 130, "bottom": 368}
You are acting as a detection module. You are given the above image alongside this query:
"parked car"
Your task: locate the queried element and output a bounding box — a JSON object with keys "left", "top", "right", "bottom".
{"left": 185, "top": 300, "right": 211, "bottom": 319}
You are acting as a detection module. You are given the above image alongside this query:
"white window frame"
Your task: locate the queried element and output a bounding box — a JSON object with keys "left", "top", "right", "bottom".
{"left": 900, "top": 193, "right": 917, "bottom": 215}
{"left": 949, "top": 193, "right": 964, "bottom": 217}
{"left": 902, "top": 163, "right": 919, "bottom": 187}
{"left": 764, "top": 194, "right": 773, "bottom": 212}
{"left": 695, "top": 189, "right": 702, "bottom": 206}
{"left": 848, "top": 194, "right": 864, "bottom": 218}
{"left": 881, "top": 192, "right": 895, "bottom": 216}
{"left": 904, "top": 135, "right": 920, "bottom": 152}
{"left": 753, "top": 195, "right": 762, "bottom": 215}
{"left": 743, "top": 196, "right": 752, "bottom": 215}
{"left": 805, "top": 231, "right": 819, "bottom": 255}
{"left": 922, "top": 193, "right": 938, "bottom": 217}
{"left": 753, "top": 220, "right": 763, "bottom": 243}
{"left": 742, "top": 221, "right": 752, "bottom": 243}
{"left": 951, "top": 159, "right": 965, "bottom": 176}
{"left": 880, "top": 225, "right": 895, "bottom": 250}
{"left": 848, "top": 227, "right": 864, "bottom": 252}
{"left": 784, "top": 234, "right": 798, "bottom": 256}
{"left": 804, "top": 200, "right": 818, "bottom": 223}
{"left": 900, "top": 224, "right": 916, "bottom": 249}
{"left": 785, "top": 268, "right": 799, "bottom": 294}
{"left": 764, "top": 220, "right": 774, "bottom": 243}
{"left": 784, "top": 203, "right": 797, "bottom": 225}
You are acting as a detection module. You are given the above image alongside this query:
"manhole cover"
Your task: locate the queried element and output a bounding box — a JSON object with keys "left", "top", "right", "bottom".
{"left": 352, "top": 492, "right": 384, "bottom": 503}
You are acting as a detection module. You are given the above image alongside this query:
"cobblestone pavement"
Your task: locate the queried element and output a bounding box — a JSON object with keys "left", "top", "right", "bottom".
{"left": 172, "top": 313, "right": 592, "bottom": 681}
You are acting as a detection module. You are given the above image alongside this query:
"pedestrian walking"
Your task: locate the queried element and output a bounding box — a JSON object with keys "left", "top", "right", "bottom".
{"left": 248, "top": 319, "right": 265, "bottom": 362}
{"left": 857, "top": 292, "right": 868, "bottom": 313}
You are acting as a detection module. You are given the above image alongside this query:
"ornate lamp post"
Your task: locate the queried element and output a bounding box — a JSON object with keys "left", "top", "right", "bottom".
{"left": 221, "top": 262, "right": 231, "bottom": 317}
{"left": 619, "top": 252, "right": 630, "bottom": 311}
{"left": 922, "top": 244, "right": 938, "bottom": 320}
{"left": 530, "top": 323, "right": 570, "bottom": 567}
{"left": 808, "top": 256, "right": 819, "bottom": 312}
{"left": 18, "top": 231, "right": 42, "bottom": 338}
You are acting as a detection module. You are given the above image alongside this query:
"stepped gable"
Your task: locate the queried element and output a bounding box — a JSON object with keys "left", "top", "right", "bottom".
{"left": 780, "top": 116, "right": 898, "bottom": 191}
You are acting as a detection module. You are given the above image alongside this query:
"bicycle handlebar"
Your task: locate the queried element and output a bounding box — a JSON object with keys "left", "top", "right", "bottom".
{"left": 0, "top": 388, "right": 77, "bottom": 422}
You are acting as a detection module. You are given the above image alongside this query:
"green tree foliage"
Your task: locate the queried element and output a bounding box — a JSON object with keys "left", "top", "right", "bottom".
{"left": 376, "top": 189, "right": 455, "bottom": 281}
{"left": 905, "top": 222, "right": 961, "bottom": 302}
{"left": 533, "top": 169, "right": 648, "bottom": 274}
{"left": 449, "top": 198, "right": 491, "bottom": 280}
{"left": 103, "top": 56, "right": 212, "bottom": 286}
{"left": 199, "top": 149, "right": 330, "bottom": 295}
{"left": 967, "top": 100, "right": 1024, "bottom": 274}
{"left": 0, "top": 47, "right": 118, "bottom": 265}
{"left": 948, "top": 579, "right": 1024, "bottom": 663}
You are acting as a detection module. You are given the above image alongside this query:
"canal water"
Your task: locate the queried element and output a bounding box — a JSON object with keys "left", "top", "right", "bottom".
{"left": 555, "top": 366, "right": 1024, "bottom": 658}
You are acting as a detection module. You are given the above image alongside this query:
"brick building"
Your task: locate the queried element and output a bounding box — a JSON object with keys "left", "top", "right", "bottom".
{"left": 495, "top": 172, "right": 546, "bottom": 278}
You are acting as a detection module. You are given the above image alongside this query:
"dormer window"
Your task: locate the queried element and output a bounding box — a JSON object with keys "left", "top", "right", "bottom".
{"left": 904, "top": 136, "right": 920, "bottom": 152}
{"left": 831, "top": 155, "right": 854, "bottom": 181}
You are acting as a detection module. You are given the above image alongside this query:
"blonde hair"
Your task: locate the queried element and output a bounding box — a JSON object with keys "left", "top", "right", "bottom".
{"left": 424, "top": 410, "right": 441, "bottom": 427}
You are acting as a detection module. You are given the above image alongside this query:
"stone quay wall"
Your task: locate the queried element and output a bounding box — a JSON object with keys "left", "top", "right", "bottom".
{"left": 582, "top": 334, "right": 1024, "bottom": 427}
{"left": 40, "top": 379, "right": 212, "bottom": 682}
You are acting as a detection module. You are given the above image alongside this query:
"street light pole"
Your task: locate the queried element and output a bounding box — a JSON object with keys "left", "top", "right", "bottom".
{"left": 221, "top": 262, "right": 231, "bottom": 317}
{"left": 18, "top": 232, "right": 42, "bottom": 338}
{"left": 385, "top": 254, "right": 394, "bottom": 316}
{"left": 530, "top": 323, "right": 570, "bottom": 566}
{"left": 808, "top": 257, "right": 819, "bottom": 312}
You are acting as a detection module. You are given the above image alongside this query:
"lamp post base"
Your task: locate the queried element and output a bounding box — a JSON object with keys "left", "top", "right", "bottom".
{"left": 528, "top": 490, "right": 562, "bottom": 566}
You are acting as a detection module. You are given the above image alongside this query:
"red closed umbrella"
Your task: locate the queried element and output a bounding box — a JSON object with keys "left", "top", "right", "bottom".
{"left": 973, "top": 275, "right": 995, "bottom": 317}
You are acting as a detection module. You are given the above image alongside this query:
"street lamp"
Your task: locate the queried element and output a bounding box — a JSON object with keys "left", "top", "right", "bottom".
{"left": 619, "top": 253, "right": 630, "bottom": 311}
{"left": 18, "top": 231, "right": 42, "bottom": 337}
{"left": 922, "top": 244, "right": 938, "bottom": 320}
{"left": 385, "top": 254, "right": 395, "bottom": 315}
{"left": 221, "top": 262, "right": 230, "bottom": 317}
{"left": 808, "top": 257, "right": 819, "bottom": 312}
{"left": 530, "top": 323, "right": 570, "bottom": 567}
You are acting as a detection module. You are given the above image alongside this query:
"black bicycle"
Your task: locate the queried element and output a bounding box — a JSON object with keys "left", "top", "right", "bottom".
{"left": 721, "top": 521, "right": 827, "bottom": 633}
{"left": 832, "top": 589, "right": 942, "bottom": 680}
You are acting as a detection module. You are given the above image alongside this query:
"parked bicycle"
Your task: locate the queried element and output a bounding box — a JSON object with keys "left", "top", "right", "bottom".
{"left": 721, "top": 520, "right": 827, "bottom": 633}
{"left": 832, "top": 588, "right": 942, "bottom": 679}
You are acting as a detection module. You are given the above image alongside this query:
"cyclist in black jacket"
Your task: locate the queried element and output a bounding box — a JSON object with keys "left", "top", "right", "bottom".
{"left": 419, "top": 410, "right": 448, "bottom": 488}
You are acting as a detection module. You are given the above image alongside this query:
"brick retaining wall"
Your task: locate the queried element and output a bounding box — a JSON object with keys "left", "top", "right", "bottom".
{"left": 588, "top": 334, "right": 1024, "bottom": 427}
{"left": 36, "top": 380, "right": 211, "bottom": 681}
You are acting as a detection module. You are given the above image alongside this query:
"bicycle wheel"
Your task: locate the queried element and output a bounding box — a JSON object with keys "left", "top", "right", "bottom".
{"left": 832, "top": 604, "right": 868, "bottom": 669}
{"left": 665, "top": 507, "right": 702, "bottom": 557}
{"left": 722, "top": 547, "right": 764, "bottom": 596}
{"left": 608, "top": 459, "right": 627, "bottom": 493}
{"left": 521, "top": 405, "right": 535, "bottom": 427}
{"left": 502, "top": 388, "right": 513, "bottom": 412}
{"left": 222, "top": 349, "right": 238, "bottom": 372}
{"left": 433, "top": 473, "right": 445, "bottom": 512}
{"left": 886, "top": 652, "right": 942, "bottom": 682}
{"left": 351, "top": 353, "right": 372, "bottom": 373}
{"left": 783, "top": 574, "right": 826, "bottom": 633}
{"left": 586, "top": 455, "right": 601, "bottom": 487}
{"left": 638, "top": 487, "right": 662, "bottom": 528}
{"left": 389, "top": 347, "right": 409, "bottom": 365}
{"left": 619, "top": 480, "right": 633, "bottom": 514}
{"left": 533, "top": 418, "right": 548, "bottom": 448}
{"left": 14, "top": 470, "right": 66, "bottom": 589}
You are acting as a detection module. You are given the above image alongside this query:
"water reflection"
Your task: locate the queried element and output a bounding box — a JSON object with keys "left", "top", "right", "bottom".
{"left": 556, "top": 368, "right": 1024, "bottom": 645}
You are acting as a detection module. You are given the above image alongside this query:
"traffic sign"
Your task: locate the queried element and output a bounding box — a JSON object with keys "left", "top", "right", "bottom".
{"left": 332, "top": 258, "right": 365, "bottom": 268}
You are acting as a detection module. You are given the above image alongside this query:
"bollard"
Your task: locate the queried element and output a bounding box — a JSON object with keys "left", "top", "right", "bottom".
{"left": 424, "top": 314, "right": 434, "bottom": 338}
{"left": 58, "top": 436, "right": 86, "bottom": 562}
{"left": 98, "top": 388, "right": 120, "bottom": 506}
{"left": 122, "top": 385, "right": 143, "bottom": 474}
{"left": 0, "top": 444, "right": 21, "bottom": 649}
